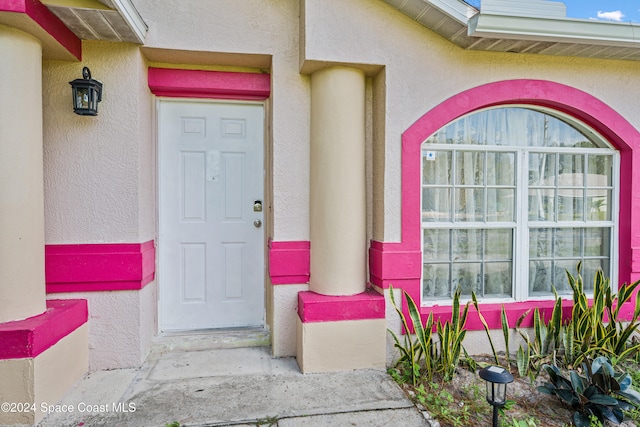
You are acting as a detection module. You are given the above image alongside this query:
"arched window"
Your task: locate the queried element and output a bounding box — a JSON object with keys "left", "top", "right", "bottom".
{"left": 421, "top": 106, "right": 618, "bottom": 303}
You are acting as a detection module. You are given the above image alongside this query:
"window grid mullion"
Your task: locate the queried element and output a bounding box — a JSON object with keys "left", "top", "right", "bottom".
{"left": 516, "top": 148, "right": 528, "bottom": 302}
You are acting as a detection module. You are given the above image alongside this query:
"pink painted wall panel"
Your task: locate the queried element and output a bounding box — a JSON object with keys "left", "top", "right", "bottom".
{"left": 45, "top": 241, "right": 155, "bottom": 292}
{"left": 268, "top": 240, "right": 310, "bottom": 284}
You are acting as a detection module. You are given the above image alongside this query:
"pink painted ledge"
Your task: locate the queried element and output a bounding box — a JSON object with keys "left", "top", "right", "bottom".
{"left": 45, "top": 241, "right": 155, "bottom": 293}
{"left": 0, "top": 299, "right": 88, "bottom": 360}
{"left": 0, "top": 0, "right": 81, "bottom": 60}
{"left": 369, "top": 240, "right": 421, "bottom": 288}
{"left": 148, "top": 68, "right": 271, "bottom": 100}
{"left": 298, "top": 290, "right": 385, "bottom": 323}
{"left": 268, "top": 240, "right": 310, "bottom": 284}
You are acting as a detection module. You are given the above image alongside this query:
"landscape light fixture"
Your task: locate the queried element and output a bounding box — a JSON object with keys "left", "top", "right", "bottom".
{"left": 479, "top": 365, "right": 514, "bottom": 427}
{"left": 69, "top": 67, "right": 102, "bottom": 116}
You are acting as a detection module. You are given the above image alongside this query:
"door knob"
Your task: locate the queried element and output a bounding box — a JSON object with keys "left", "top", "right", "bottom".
{"left": 253, "top": 219, "right": 262, "bottom": 228}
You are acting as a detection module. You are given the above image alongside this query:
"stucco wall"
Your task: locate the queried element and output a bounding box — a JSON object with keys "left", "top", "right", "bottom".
{"left": 49, "top": 284, "right": 156, "bottom": 371}
{"left": 301, "top": 0, "right": 640, "bottom": 242}
{"left": 43, "top": 41, "right": 154, "bottom": 244}
{"left": 132, "top": 0, "right": 310, "bottom": 242}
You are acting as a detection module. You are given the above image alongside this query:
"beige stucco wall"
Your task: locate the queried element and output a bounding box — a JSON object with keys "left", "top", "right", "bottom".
{"left": 32, "top": 0, "right": 640, "bottom": 371}
{"left": 132, "top": 0, "right": 310, "bottom": 242}
{"left": 0, "top": 324, "right": 87, "bottom": 425}
{"left": 272, "top": 284, "right": 308, "bottom": 357}
{"left": 43, "top": 41, "right": 154, "bottom": 244}
{"left": 49, "top": 284, "right": 156, "bottom": 371}
{"left": 301, "top": 0, "right": 640, "bottom": 241}
{"left": 296, "top": 317, "right": 386, "bottom": 373}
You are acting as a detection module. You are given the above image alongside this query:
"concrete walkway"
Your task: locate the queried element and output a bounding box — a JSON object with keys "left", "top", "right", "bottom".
{"left": 39, "top": 343, "right": 433, "bottom": 427}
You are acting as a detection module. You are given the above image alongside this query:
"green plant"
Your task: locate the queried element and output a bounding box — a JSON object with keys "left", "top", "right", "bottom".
{"left": 516, "top": 293, "right": 564, "bottom": 375}
{"left": 435, "top": 287, "right": 470, "bottom": 381}
{"left": 388, "top": 284, "right": 470, "bottom": 383}
{"left": 472, "top": 292, "right": 500, "bottom": 365}
{"left": 500, "top": 415, "right": 539, "bottom": 427}
{"left": 388, "top": 284, "right": 434, "bottom": 384}
{"left": 415, "top": 383, "right": 470, "bottom": 427}
{"left": 537, "top": 356, "right": 640, "bottom": 426}
{"left": 517, "top": 264, "right": 640, "bottom": 378}
{"left": 165, "top": 423, "right": 181, "bottom": 427}
{"left": 501, "top": 305, "right": 512, "bottom": 369}
{"left": 565, "top": 265, "right": 640, "bottom": 366}
{"left": 255, "top": 416, "right": 278, "bottom": 426}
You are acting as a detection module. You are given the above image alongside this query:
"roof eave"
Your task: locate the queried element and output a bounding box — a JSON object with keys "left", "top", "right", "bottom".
{"left": 109, "top": 0, "right": 147, "bottom": 44}
{"left": 469, "top": 13, "right": 640, "bottom": 48}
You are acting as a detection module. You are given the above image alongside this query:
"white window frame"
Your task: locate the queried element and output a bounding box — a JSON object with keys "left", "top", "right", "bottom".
{"left": 420, "top": 106, "right": 620, "bottom": 306}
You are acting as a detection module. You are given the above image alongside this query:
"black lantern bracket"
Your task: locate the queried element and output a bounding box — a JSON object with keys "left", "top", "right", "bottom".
{"left": 69, "top": 67, "right": 103, "bottom": 116}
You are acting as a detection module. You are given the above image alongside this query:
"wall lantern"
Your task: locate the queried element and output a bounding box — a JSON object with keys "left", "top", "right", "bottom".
{"left": 479, "top": 365, "right": 514, "bottom": 427}
{"left": 69, "top": 67, "right": 102, "bottom": 116}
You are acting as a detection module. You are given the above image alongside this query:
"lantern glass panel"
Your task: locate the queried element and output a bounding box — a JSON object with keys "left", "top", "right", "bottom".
{"left": 76, "top": 88, "right": 90, "bottom": 109}
{"left": 486, "top": 382, "right": 507, "bottom": 405}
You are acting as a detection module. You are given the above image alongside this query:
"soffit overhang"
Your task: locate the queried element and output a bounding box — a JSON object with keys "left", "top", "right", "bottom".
{"left": 382, "top": 0, "right": 640, "bottom": 61}
{"left": 42, "top": 0, "right": 146, "bottom": 44}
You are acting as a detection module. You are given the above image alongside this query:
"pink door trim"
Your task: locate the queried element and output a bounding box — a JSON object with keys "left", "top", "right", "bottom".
{"left": 148, "top": 68, "right": 271, "bottom": 100}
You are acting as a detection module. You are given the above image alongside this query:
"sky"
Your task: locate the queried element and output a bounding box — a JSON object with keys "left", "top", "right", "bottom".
{"left": 562, "top": 0, "right": 640, "bottom": 22}
{"left": 465, "top": 1, "right": 640, "bottom": 23}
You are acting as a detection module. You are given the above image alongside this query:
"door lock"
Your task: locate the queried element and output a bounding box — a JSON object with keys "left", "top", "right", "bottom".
{"left": 253, "top": 200, "right": 263, "bottom": 212}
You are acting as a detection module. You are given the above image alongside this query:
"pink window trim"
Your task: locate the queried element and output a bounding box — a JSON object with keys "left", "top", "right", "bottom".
{"left": 0, "top": 299, "right": 88, "bottom": 360}
{"left": 45, "top": 240, "right": 155, "bottom": 293}
{"left": 369, "top": 79, "right": 640, "bottom": 330}
{"left": 148, "top": 67, "right": 271, "bottom": 100}
{"left": 0, "top": 0, "right": 81, "bottom": 60}
{"left": 268, "top": 240, "right": 310, "bottom": 284}
{"left": 298, "top": 290, "right": 385, "bottom": 323}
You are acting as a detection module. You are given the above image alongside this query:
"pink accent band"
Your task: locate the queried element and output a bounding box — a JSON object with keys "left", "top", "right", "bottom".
{"left": 370, "top": 79, "right": 640, "bottom": 331}
{"left": 45, "top": 241, "right": 155, "bottom": 293}
{"left": 0, "top": 299, "right": 88, "bottom": 359}
{"left": 268, "top": 240, "right": 310, "bottom": 284}
{"left": 298, "top": 290, "right": 385, "bottom": 323}
{"left": 0, "top": 0, "right": 82, "bottom": 60}
{"left": 369, "top": 240, "right": 421, "bottom": 288}
{"left": 148, "top": 68, "right": 271, "bottom": 100}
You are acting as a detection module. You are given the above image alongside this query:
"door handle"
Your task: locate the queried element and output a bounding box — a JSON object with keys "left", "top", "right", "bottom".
{"left": 253, "top": 219, "right": 262, "bottom": 228}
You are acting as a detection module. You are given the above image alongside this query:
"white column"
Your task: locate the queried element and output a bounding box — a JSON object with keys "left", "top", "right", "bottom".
{"left": 309, "top": 66, "right": 366, "bottom": 296}
{"left": 0, "top": 25, "right": 46, "bottom": 322}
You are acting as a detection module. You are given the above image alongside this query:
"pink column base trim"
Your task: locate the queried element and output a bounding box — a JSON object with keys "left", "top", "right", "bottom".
{"left": 297, "top": 290, "right": 385, "bottom": 323}
{"left": 0, "top": 299, "right": 88, "bottom": 359}
{"left": 148, "top": 68, "right": 271, "bottom": 100}
{"left": 45, "top": 241, "right": 155, "bottom": 293}
{"left": 269, "top": 240, "right": 310, "bottom": 284}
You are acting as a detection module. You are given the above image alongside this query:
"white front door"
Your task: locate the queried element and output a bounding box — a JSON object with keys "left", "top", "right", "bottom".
{"left": 158, "top": 100, "right": 265, "bottom": 331}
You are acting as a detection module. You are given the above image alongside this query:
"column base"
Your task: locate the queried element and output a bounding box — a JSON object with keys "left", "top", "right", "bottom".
{"left": 0, "top": 300, "right": 88, "bottom": 426}
{"left": 295, "top": 291, "right": 386, "bottom": 373}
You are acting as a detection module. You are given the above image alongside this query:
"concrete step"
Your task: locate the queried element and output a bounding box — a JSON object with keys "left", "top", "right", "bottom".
{"left": 150, "top": 327, "right": 270, "bottom": 354}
